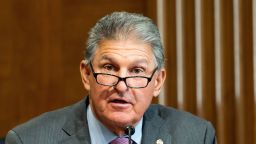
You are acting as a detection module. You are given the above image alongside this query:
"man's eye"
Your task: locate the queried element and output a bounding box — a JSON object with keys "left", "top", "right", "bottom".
{"left": 131, "top": 68, "right": 144, "bottom": 74}
{"left": 103, "top": 64, "right": 114, "bottom": 71}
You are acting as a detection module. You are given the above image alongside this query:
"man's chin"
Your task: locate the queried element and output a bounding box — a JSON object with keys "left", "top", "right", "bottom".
{"left": 108, "top": 114, "right": 135, "bottom": 127}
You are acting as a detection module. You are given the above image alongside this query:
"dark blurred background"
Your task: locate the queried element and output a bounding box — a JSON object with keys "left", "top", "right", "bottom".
{"left": 0, "top": 0, "right": 255, "bottom": 144}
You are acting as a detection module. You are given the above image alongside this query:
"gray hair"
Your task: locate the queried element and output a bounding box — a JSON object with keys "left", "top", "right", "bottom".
{"left": 85, "top": 12, "right": 165, "bottom": 69}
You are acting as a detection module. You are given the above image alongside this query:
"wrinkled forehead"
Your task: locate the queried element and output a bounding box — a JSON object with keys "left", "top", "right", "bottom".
{"left": 92, "top": 39, "right": 156, "bottom": 66}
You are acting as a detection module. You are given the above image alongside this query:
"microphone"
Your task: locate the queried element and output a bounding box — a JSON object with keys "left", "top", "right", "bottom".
{"left": 124, "top": 125, "right": 135, "bottom": 144}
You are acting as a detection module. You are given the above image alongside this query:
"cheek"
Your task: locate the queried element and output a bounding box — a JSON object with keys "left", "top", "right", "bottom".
{"left": 89, "top": 76, "right": 105, "bottom": 98}
{"left": 133, "top": 88, "right": 154, "bottom": 112}
{"left": 90, "top": 85, "right": 107, "bottom": 100}
{"left": 89, "top": 83, "right": 109, "bottom": 108}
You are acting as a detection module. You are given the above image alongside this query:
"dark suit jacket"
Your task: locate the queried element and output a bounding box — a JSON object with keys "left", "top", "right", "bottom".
{"left": 0, "top": 137, "right": 5, "bottom": 144}
{"left": 5, "top": 97, "right": 216, "bottom": 144}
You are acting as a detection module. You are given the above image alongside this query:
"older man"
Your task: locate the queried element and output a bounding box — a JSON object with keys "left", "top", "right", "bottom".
{"left": 6, "top": 12, "right": 216, "bottom": 144}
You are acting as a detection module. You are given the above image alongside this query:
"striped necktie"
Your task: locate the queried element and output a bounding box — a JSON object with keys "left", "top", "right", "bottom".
{"left": 109, "top": 137, "right": 136, "bottom": 144}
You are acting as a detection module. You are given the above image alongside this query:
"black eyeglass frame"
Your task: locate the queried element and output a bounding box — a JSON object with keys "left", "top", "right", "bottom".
{"left": 89, "top": 62, "right": 158, "bottom": 88}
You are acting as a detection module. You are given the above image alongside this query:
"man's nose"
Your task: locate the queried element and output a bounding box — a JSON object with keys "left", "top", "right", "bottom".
{"left": 115, "top": 79, "right": 128, "bottom": 92}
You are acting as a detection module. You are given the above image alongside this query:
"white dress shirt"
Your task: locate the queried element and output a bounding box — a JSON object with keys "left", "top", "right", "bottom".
{"left": 87, "top": 105, "right": 143, "bottom": 144}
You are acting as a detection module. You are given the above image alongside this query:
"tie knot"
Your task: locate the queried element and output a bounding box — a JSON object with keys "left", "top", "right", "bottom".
{"left": 109, "top": 137, "right": 136, "bottom": 144}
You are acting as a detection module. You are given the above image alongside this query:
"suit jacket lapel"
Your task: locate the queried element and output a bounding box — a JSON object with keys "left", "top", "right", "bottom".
{"left": 142, "top": 106, "right": 172, "bottom": 144}
{"left": 58, "top": 98, "right": 172, "bottom": 144}
{"left": 59, "top": 98, "right": 91, "bottom": 144}
{"left": 60, "top": 129, "right": 90, "bottom": 144}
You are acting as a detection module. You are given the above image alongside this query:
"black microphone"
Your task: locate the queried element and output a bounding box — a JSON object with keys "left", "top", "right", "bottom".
{"left": 124, "top": 125, "right": 135, "bottom": 144}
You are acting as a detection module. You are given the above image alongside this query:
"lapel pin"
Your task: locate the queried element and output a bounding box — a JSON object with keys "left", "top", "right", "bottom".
{"left": 156, "top": 139, "right": 163, "bottom": 144}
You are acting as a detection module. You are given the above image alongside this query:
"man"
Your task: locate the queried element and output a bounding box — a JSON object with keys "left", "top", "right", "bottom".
{"left": 6, "top": 12, "right": 216, "bottom": 144}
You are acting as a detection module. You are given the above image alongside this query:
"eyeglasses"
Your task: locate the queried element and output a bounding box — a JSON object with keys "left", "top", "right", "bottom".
{"left": 89, "top": 62, "right": 158, "bottom": 88}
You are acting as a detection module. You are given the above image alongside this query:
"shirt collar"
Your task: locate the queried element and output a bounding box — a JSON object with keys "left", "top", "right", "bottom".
{"left": 87, "top": 104, "right": 143, "bottom": 144}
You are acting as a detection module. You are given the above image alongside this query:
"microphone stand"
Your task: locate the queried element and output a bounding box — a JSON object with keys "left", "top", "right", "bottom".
{"left": 125, "top": 125, "right": 135, "bottom": 144}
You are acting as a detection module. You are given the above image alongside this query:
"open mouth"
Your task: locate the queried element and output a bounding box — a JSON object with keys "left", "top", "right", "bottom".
{"left": 111, "top": 99, "right": 128, "bottom": 104}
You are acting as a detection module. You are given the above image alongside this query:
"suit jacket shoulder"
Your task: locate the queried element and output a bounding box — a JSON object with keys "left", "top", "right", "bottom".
{"left": 142, "top": 104, "right": 216, "bottom": 144}
{"left": 6, "top": 98, "right": 216, "bottom": 144}
{"left": 5, "top": 99, "right": 90, "bottom": 144}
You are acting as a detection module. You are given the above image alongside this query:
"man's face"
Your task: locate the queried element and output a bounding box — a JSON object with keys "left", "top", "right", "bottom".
{"left": 80, "top": 39, "right": 166, "bottom": 134}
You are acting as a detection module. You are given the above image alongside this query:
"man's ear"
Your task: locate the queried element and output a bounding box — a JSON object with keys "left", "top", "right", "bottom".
{"left": 80, "top": 60, "right": 91, "bottom": 91}
{"left": 153, "top": 68, "right": 166, "bottom": 97}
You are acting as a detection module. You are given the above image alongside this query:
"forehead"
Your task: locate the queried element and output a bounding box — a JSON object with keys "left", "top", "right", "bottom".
{"left": 93, "top": 39, "right": 155, "bottom": 64}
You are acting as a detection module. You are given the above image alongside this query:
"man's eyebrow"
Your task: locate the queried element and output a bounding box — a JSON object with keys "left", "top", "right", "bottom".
{"left": 99, "top": 55, "right": 114, "bottom": 62}
{"left": 100, "top": 55, "right": 148, "bottom": 64}
{"left": 133, "top": 59, "right": 148, "bottom": 64}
